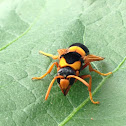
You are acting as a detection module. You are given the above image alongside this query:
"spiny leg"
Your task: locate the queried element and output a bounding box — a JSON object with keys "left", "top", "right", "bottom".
{"left": 80, "top": 75, "right": 99, "bottom": 104}
{"left": 83, "top": 54, "right": 112, "bottom": 75}
{"left": 45, "top": 75, "right": 64, "bottom": 100}
{"left": 32, "top": 62, "right": 58, "bottom": 80}
{"left": 88, "top": 63, "right": 112, "bottom": 76}
{"left": 39, "top": 51, "right": 58, "bottom": 59}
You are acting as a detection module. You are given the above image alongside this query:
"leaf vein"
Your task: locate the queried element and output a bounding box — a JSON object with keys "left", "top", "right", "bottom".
{"left": 0, "top": 8, "right": 43, "bottom": 51}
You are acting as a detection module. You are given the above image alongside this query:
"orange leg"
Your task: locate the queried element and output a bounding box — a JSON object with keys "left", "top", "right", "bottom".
{"left": 45, "top": 75, "right": 64, "bottom": 100}
{"left": 39, "top": 51, "right": 58, "bottom": 59}
{"left": 76, "top": 71, "right": 80, "bottom": 76}
{"left": 88, "top": 63, "right": 112, "bottom": 76}
{"left": 32, "top": 62, "right": 58, "bottom": 80}
{"left": 80, "top": 75, "right": 99, "bottom": 104}
{"left": 81, "top": 63, "right": 88, "bottom": 70}
{"left": 74, "top": 71, "right": 80, "bottom": 82}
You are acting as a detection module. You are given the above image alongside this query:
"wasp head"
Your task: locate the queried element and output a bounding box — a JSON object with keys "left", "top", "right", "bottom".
{"left": 57, "top": 67, "right": 75, "bottom": 95}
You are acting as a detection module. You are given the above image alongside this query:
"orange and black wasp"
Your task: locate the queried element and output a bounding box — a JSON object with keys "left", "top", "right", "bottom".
{"left": 32, "top": 43, "right": 112, "bottom": 104}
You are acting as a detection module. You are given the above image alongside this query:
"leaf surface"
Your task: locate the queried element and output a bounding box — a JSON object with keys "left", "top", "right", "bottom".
{"left": 0, "top": 0, "right": 126, "bottom": 126}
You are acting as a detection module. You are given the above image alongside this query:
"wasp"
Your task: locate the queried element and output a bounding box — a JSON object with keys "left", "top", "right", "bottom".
{"left": 32, "top": 43, "right": 112, "bottom": 104}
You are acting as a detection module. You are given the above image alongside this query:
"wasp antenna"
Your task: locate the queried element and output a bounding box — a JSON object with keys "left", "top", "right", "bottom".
{"left": 67, "top": 75, "right": 89, "bottom": 87}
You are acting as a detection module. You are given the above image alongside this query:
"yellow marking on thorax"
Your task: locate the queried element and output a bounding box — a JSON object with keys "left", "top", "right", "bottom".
{"left": 69, "top": 46, "right": 86, "bottom": 57}
{"left": 59, "top": 57, "right": 81, "bottom": 70}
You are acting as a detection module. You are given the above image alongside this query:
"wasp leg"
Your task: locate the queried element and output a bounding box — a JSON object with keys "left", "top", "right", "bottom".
{"left": 74, "top": 71, "right": 80, "bottom": 82}
{"left": 80, "top": 75, "right": 99, "bottom": 104}
{"left": 32, "top": 62, "right": 58, "bottom": 80}
{"left": 81, "top": 63, "right": 88, "bottom": 70}
{"left": 39, "top": 51, "right": 58, "bottom": 59}
{"left": 45, "top": 75, "right": 64, "bottom": 100}
{"left": 88, "top": 63, "right": 112, "bottom": 76}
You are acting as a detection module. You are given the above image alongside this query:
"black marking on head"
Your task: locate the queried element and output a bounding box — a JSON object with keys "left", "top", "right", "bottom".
{"left": 69, "top": 78, "right": 75, "bottom": 85}
{"left": 69, "top": 43, "right": 89, "bottom": 55}
{"left": 58, "top": 66, "right": 75, "bottom": 77}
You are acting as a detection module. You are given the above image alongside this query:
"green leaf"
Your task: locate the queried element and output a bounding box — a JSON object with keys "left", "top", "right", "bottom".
{"left": 0, "top": 0, "right": 126, "bottom": 126}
